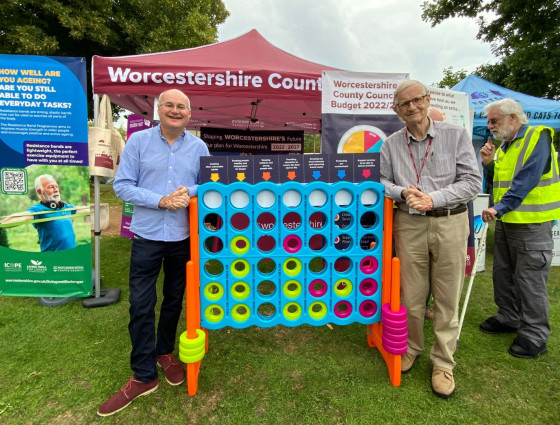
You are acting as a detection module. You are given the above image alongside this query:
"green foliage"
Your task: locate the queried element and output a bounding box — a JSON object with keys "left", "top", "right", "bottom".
{"left": 0, "top": 0, "right": 229, "bottom": 56}
{"left": 435, "top": 66, "right": 468, "bottom": 89}
{"left": 116, "top": 125, "right": 126, "bottom": 142}
{"left": 0, "top": 0, "right": 230, "bottom": 117}
{"left": 0, "top": 227, "right": 8, "bottom": 248}
{"left": 304, "top": 134, "right": 321, "bottom": 153}
{"left": 1, "top": 208, "right": 560, "bottom": 423}
{"left": 422, "top": 0, "right": 560, "bottom": 99}
{"left": 96, "top": 183, "right": 122, "bottom": 206}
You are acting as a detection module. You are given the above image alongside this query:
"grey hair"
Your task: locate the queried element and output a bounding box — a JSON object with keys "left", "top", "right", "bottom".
{"left": 393, "top": 80, "right": 430, "bottom": 107}
{"left": 482, "top": 98, "right": 528, "bottom": 124}
{"left": 34, "top": 174, "right": 55, "bottom": 191}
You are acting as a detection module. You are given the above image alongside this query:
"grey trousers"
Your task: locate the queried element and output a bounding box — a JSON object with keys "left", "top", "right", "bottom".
{"left": 493, "top": 220, "right": 553, "bottom": 346}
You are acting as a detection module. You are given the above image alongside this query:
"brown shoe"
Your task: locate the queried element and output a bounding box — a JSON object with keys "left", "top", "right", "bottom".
{"left": 401, "top": 352, "right": 417, "bottom": 374}
{"left": 432, "top": 366, "right": 455, "bottom": 398}
{"left": 97, "top": 377, "right": 158, "bottom": 417}
{"left": 157, "top": 353, "right": 185, "bottom": 386}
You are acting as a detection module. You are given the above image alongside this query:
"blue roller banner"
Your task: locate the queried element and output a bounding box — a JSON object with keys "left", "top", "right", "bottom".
{"left": 0, "top": 55, "right": 92, "bottom": 297}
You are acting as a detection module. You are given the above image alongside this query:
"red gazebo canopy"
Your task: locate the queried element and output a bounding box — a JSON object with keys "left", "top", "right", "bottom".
{"left": 92, "top": 30, "right": 340, "bottom": 133}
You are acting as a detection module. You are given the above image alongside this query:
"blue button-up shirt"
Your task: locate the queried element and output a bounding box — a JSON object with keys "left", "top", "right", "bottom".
{"left": 113, "top": 125, "right": 210, "bottom": 241}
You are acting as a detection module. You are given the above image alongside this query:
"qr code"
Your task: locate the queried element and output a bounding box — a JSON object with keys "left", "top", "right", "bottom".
{"left": 1, "top": 168, "right": 28, "bottom": 195}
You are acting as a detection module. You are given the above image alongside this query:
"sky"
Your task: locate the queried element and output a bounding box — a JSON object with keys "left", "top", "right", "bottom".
{"left": 217, "top": 0, "right": 496, "bottom": 87}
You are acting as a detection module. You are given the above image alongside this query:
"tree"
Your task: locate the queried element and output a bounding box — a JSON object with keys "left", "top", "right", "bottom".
{"left": 0, "top": 0, "right": 229, "bottom": 115}
{"left": 422, "top": 0, "right": 560, "bottom": 99}
{"left": 435, "top": 66, "right": 467, "bottom": 89}
{"left": 0, "top": 0, "right": 229, "bottom": 56}
{"left": 304, "top": 134, "right": 321, "bottom": 154}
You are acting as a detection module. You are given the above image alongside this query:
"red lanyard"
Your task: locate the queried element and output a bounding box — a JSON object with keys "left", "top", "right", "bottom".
{"left": 406, "top": 132, "right": 433, "bottom": 186}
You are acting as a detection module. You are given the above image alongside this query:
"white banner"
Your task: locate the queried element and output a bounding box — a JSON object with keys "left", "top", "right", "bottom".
{"left": 322, "top": 71, "right": 407, "bottom": 115}
{"left": 427, "top": 86, "right": 473, "bottom": 137}
{"left": 553, "top": 220, "right": 560, "bottom": 266}
{"left": 321, "top": 71, "right": 408, "bottom": 155}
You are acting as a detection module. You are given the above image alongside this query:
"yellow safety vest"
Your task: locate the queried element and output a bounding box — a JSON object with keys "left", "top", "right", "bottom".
{"left": 493, "top": 126, "right": 560, "bottom": 223}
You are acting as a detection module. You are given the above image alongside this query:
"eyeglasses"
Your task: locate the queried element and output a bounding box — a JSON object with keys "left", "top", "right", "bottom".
{"left": 487, "top": 114, "right": 508, "bottom": 125}
{"left": 159, "top": 102, "right": 190, "bottom": 111}
{"left": 396, "top": 94, "right": 428, "bottom": 110}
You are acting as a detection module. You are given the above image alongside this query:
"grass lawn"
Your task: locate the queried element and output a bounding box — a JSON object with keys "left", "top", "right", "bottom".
{"left": 0, "top": 193, "right": 559, "bottom": 424}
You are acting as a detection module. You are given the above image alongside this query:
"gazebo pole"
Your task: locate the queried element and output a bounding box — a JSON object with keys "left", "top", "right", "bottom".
{"left": 82, "top": 94, "right": 121, "bottom": 308}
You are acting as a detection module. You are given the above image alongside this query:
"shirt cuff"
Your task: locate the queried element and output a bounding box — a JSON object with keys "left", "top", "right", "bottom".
{"left": 187, "top": 185, "right": 198, "bottom": 198}
{"left": 148, "top": 193, "right": 164, "bottom": 209}
{"left": 494, "top": 203, "right": 506, "bottom": 218}
{"left": 428, "top": 191, "right": 445, "bottom": 209}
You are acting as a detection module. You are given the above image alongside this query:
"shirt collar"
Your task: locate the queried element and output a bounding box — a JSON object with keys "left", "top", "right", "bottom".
{"left": 426, "top": 117, "right": 435, "bottom": 139}
{"left": 157, "top": 124, "right": 187, "bottom": 144}
{"left": 513, "top": 124, "right": 529, "bottom": 140}
{"left": 407, "top": 117, "right": 434, "bottom": 143}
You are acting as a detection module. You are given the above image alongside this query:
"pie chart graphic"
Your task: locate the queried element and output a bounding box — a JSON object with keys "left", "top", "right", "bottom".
{"left": 337, "top": 125, "right": 388, "bottom": 153}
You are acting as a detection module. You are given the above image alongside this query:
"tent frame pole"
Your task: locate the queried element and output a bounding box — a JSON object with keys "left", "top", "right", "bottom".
{"left": 93, "top": 94, "right": 101, "bottom": 299}
{"left": 82, "top": 93, "right": 121, "bottom": 308}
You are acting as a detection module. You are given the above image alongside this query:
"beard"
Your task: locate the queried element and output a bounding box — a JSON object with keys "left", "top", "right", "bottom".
{"left": 42, "top": 192, "right": 61, "bottom": 203}
{"left": 491, "top": 122, "right": 516, "bottom": 141}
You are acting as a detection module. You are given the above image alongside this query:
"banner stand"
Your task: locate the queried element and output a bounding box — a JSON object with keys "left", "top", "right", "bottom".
{"left": 83, "top": 94, "right": 121, "bottom": 308}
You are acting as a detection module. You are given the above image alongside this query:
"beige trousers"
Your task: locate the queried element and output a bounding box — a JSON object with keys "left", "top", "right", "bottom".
{"left": 394, "top": 209, "right": 469, "bottom": 369}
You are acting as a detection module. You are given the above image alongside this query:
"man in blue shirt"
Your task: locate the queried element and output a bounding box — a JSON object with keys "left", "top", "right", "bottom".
{"left": 0, "top": 174, "right": 82, "bottom": 251}
{"left": 98, "top": 89, "right": 210, "bottom": 417}
{"left": 479, "top": 98, "right": 558, "bottom": 359}
{"left": 28, "top": 174, "right": 77, "bottom": 251}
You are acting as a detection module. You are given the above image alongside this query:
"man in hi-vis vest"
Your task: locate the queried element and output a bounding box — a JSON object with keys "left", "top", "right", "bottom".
{"left": 479, "top": 98, "right": 559, "bottom": 359}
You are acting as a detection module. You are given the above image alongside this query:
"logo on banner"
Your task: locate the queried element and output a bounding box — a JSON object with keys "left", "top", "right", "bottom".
{"left": 471, "top": 89, "right": 505, "bottom": 100}
{"left": 27, "top": 259, "right": 47, "bottom": 273}
{"left": 470, "top": 89, "right": 507, "bottom": 107}
{"left": 53, "top": 265, "right": 84, "bottom": 272}
{"left": 4, "top": 262, "right": 22, "bottom": 272}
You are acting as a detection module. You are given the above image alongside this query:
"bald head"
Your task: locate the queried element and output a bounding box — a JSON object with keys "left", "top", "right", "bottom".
{"left": 159, "top": 89, "right": 190, "bottom": 110}
{"left": 157, "top": 89, "right": 192, "bottom": 138}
